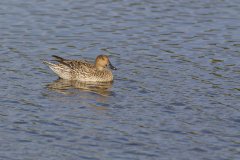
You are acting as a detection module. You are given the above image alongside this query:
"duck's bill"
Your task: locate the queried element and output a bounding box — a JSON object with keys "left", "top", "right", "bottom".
{"left": 109, "top": 62, "right": 117, "bottom": 70}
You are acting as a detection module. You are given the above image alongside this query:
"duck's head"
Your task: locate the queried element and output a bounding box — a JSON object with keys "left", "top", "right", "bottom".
{"left": 95, "top": 55, "right": 117, "bottom": 71}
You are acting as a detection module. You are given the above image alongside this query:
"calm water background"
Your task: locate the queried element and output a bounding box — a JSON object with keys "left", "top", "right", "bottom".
{"left": 0, "top": 0, "right": 240, "bottom": 160}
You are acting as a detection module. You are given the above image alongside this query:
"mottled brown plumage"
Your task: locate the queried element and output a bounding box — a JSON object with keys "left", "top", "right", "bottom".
{"left": 43, "top": 55, "right": 117, "bottom": 82}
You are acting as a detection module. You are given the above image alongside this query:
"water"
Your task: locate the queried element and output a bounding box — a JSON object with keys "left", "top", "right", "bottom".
{"left": 0, "top": 0, "right": 240, "bottom": 159}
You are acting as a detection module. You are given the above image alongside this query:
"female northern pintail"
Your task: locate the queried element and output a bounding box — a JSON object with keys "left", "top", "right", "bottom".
{"left": 43, "top": 55, "right": 117, "bottom": 82}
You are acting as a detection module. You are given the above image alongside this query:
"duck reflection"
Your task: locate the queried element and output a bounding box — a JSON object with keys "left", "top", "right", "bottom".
{"left": 46, "top": 78, "right": 113, "bottom": 96}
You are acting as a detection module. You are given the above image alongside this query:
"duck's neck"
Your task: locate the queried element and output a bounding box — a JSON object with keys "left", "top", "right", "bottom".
{"left": 95, "top": 65, "right": 104, "bottom": 71}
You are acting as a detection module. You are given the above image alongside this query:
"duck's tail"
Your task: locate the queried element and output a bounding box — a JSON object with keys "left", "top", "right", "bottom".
{"left": 52, "top": 55, "right": 66, "bottom": 62}
{"left": 43, "top": 60, "right": 71, "bottom": 79}
{"left": 51, "top": 55, "right": 72, "bottom": 68}
{"left": 43, "top": 61, "right": 56, "bottom": 67}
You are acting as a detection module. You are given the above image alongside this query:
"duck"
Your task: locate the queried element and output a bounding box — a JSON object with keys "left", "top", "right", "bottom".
{"left": 43, "top": 55, "right": 117, "bottom": 82}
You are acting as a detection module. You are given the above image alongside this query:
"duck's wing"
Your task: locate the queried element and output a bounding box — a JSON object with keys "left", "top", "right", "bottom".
{"left": 52, "top": 56, "right": 95, "bottom": 72}
{"left": 52, "top": 55, "right": 73, "bottom": 68}
{"left": 52, "top": 55, "right": 94, "bottom": 69}
{"left": 67, "top": 61, "right": 95, "bottom": 70}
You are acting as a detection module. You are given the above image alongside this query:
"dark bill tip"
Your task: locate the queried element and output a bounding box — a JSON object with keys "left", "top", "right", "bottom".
{"left": 109, "top": 62, "right": 117, "bottom": 70}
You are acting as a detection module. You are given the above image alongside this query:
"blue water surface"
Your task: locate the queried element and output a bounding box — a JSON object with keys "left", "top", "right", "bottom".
{"left": 0, "top": 0, "right": 240, "bottom": 160}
